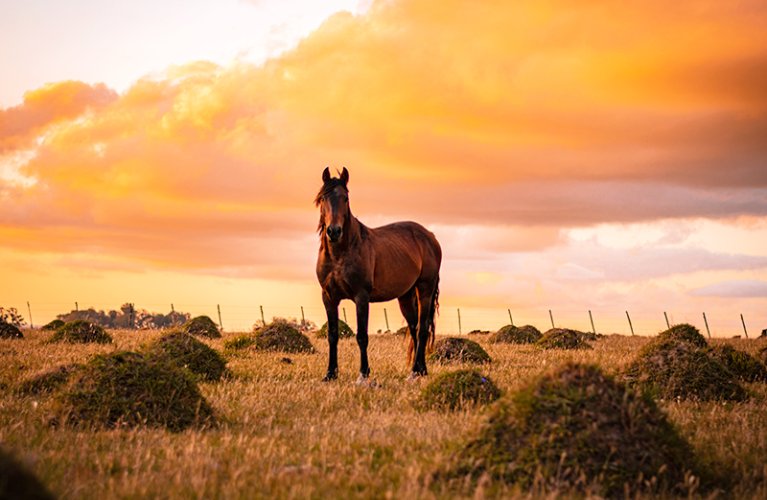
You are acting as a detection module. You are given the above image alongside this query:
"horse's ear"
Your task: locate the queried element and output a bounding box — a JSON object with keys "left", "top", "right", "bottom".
{"left": 340, "top": 167, "right": 349, "bottom": 186}
{"left": 322, "top": 167, "right": 331, "bottom": 184}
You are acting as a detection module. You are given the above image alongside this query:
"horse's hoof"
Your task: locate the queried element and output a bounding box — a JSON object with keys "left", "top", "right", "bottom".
{"left": 406, "top": 371, "right": 426, "bottom": 382}
{"left": 355, "top": 374, "right": 378, "bottom": 387}
{"left": 322, "top": 372, "right": 338, "bottom": 382}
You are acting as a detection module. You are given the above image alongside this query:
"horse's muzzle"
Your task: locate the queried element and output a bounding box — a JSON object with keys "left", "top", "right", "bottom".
{"left": 326, "top": 225, "right": 342, "bottom": 243}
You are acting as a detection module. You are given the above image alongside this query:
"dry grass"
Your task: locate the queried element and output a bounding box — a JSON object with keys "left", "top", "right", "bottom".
{"left": 1, "top": 329, "right": 766, "bottom": 498}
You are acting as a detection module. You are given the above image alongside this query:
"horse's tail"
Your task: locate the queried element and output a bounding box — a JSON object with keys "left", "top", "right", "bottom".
{"left": 406, "top": 277, "right": 440, "bottom": 364}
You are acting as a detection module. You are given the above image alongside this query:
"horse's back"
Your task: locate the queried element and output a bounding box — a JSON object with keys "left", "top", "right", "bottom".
{"left": 370, "top": 221, "right": 441, "bottom": 275}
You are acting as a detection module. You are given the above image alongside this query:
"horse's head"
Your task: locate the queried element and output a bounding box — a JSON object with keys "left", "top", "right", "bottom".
{"left": 315, "top": 166, "right": 350, "bottom": 244}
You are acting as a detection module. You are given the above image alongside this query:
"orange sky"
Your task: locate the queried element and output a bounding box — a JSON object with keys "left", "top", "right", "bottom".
{"left": 2, "top": 0, "right": 766, "bottom": 335}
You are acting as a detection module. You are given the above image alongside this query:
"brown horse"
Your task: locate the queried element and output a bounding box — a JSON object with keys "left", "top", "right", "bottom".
{"left": 315, "top": 167, "right": 442, "bottom": 382}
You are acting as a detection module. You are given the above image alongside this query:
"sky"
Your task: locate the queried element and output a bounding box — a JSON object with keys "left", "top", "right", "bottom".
{"left": 1, "top": 0, "right": 766, "bottom": 336}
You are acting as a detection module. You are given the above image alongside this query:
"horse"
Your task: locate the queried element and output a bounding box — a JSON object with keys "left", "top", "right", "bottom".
{"left": 315, "top": 167, "right": 442, "bottom": 382}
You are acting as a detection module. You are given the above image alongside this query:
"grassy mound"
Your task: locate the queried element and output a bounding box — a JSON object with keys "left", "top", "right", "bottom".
{"left": 622, "top": 338, "right": 746, "bottom": 401}
{"left": 657, "top": 323, "right": 707, "bottom": 348}
{"left": 227, "top": 320, "right": 315, "bottom": 354}
{"left": 41, "top": 319, "right": 65, "bottom": 331}
{"left": 16, "top": 364, "right": 82, "bottom": 396}
{"left": 442, "top": 363, "right": 702, "bottom": 497}
{"left": 759, "top": 346, "right": 767, "bottom": 365}
{"left": 316, "top": 319, "right": 354, "bottom": 339}
{"left": 145, "top": 331, "right": 228, "bottom": 382}
{"left": 488, "top": 324, "right": 541, "bottom": 344}
{"left": 0, "top": 447, "right": 55, "bottom": 500}
{"left": 181, "top": 316, "right": 221, "bottom": 339}
{"left": 418, "top": 369, "right": 501, "bottom": 411}
{"left": 49, "top": 320, "right": 112, "bottom": 344}
{"left": 429, "top": 337, "right": 491, "bottom": 365}
{"left": 0, "top": 321, "right": 23, "bottom": 339}
{"left": 467, "top": 329, "right": 491, "bottom": 335}
{"left": 708, "top": 345, "right": 767, "bottom": 382}
{"left": 393, "top": 326, "right": 409, "bottom": 336}
{"left": 53, "top": 351, "right": 214, "bottom": 431}
{"left": 536, "top": 328, "right": 592, "bottom": 350}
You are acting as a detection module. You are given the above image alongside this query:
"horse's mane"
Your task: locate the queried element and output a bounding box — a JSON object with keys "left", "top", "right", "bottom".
{"left": 314, "top": 179, "right": 349, "bottom": 235}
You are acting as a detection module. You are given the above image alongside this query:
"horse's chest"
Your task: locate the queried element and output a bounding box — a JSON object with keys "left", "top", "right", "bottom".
{"left": 321, "top": 263, "right": 369, "bottom": 300}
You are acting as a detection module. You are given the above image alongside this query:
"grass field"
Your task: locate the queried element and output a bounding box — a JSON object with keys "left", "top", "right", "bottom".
{"left": 2, "top": 328, "right": 766, "bottom": 498}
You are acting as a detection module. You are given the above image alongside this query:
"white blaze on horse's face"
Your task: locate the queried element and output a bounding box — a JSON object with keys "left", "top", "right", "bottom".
{"left": 323, "top": 185, "right": 349, "bottom": 244}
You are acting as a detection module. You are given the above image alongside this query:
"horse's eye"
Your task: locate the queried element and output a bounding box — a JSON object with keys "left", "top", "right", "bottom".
{"left": 342, "top": 196, "right": 348, "bottom": 202}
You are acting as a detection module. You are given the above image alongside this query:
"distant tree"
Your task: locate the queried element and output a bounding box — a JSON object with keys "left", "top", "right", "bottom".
{"left": 0, "top": 307, "right": 26, "bottom": 328}
{"left": 56, "top": 304, "right": 190, "bottom": 330}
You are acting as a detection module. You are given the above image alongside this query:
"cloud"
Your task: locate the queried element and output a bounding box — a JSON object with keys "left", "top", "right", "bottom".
{"left": 690, "top": 280, "right": 767, "bottom": 298}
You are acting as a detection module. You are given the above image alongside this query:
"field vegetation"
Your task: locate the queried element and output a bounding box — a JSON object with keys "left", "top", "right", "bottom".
{"left": 1, "top": 325, "right": 766, "bottom": 498}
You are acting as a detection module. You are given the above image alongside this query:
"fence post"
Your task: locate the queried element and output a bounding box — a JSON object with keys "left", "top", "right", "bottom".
{"left": 457, "top": 308, "right": 462, "bottom": 335}
{"left": 260, "top": 305, "right": 265, "bottom": 326}
{"left": 27, "top": 301, "right": 33, "bottom": 329}
{"left": 171, "top": 303, "right": 175, "bottom": 313}
{"left": 740, "top": 313, "right": 748, "bottom": 339}
{"left": 702, "top": 312, "right": 711, "bottom": 338}
{"left": 664, "top": 311, "right": 670, "bottom": 329}
{"left": 588, "top": 310, "right": 596, "bottom": 334}
{"left": 384, "top": 308, "right": 390, "bottom": 332}
{"left": 508, "top": 308, "right": 513, "bottom": 326}
{"left": 217, "top": 304, "right": 223, "bottom": 330}
{"left": 626, "top": 311, "right": 635, "bottom": 336}
{"left": 129, "top": 303, "right": 135, "bottom": 329}
{"left": 343, "top": 307, "right": 347, "bottom": 324}
{"left": 75, "top": 301, "right": 79, "bottom": 312}
{"left": 549, "top": 309, "right": 555, "bottom": 329}
{"left": 301, "top": 306, "right": 306, "bottom": 327}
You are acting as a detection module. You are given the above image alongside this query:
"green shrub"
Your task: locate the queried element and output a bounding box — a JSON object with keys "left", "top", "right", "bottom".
{"left": 536, "top": 328, "right": 592, "bottom": 350}
{"left": 708, "top": 345, "right": 767, "bottom": 382}
{"left": 441, "top": 363, "right": 704, "bottom": 497}
{"left": 0, "top": 447, "right": 55, "bottom": 500}
{"left": 418, "top": 369, "right": 501, "bottom": 411}
{"left": 316, "top": 319, "right": 355, "bottom": 339}
{"left": 40, "top": 319, "right": 65, "bottom": 331}
{"left": 227, "top": 320, "right": 315, "bottom": 354}
{"left": 49, "top": 320, "right": 112, "bottom": 344}
{"left": 429, "top": 337, "right": 491, "bottom": 365}
{"left": 53, "top": 351, "right": 215, "bottom": 431}
{"left": 145, "top": 331, "right": 228, "bottom": 382}
{"left": 16, "top": 364, "right": 82, "bottom": 396}
{"left": 181, "top": 316, "right": 221, "bottom": 339}
{"left": 488, "top": 324, "right": 541, "bottom": 344}
{"left": 0, "top": 321, "right": 23, "bottom": 339}
{"left": 657, "top": 323, "right": 707, "bottom": 348}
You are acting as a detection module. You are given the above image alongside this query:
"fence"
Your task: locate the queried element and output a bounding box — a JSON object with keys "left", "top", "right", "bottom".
{"left": 5, "top": 300, "right": 766, "bottom": 339}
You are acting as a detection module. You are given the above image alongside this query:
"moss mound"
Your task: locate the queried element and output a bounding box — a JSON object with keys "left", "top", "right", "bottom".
{"left": 536, "top": 328, "right": 592, "bottom": 350}
{"left": 657, "top": 323, "right": 708, "bottom": 348}
{"left": 429, "top": 337, "right": 491, "bottom": 365}
{"left": 16, "top": 364, "right": 82, "bottom": 396}
{"left": 181, "top": 315, "right": 221, "bottom": 339}
{"left": 223, "top": 334, "right": 256, "bottom": 351}
{"left": 442, "top": 363, "right": 702, "bottom": 497}
{"left": 489, "top": 324, "right": 541, "bottom": 344}
{"left": 53, "top": 351, "right": 214, "bottom": 431}
{"left": 708, "top": 345, "right": 767, "bottom": 382}
{"left": 227, "top": 320, "right": 315, "bottom": 354}
{"left": 41, "top": 319, "right": 65, "bottom": 331}
{"left": 759, "top": 346, "right": 767, "bottom": 365}
{"left": 622, "top": 338, "right": 746, "bottom": 401}
{"left": 0, "top": 321, "right": 23, "bottom": 339}
{"left": 145, "top": 331, "right": 228, "bottom": 382}
{"left": 393, "top": 326, "right": 409, "bottom": 336}
{"left": 49, "top": 320, "right": 112, "bottom": 344}
{"left": 316, "top": 319, "right": 355, "bottom": 339}
{"left": 0, "top": 447, "right": 55, "bottom": 500}
{"left": 418, "top": 369, "right": 501, "bottom": 411}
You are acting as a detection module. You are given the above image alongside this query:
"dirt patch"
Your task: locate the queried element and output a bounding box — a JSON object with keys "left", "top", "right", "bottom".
{"left": 441, "top": 362, "right": 704, "bottom": 497}
{"left": 316, "top": 320, "right": 354, "bottom": 339}
{"left": 0, "top": 321, "right": 23, "bottom": 339}
{"left": 40, "top": 319, "right": 65, "bottom": 331}
{"left": 16, "top": 364, "right": 83, "bottom": 396}
{"left": 181, "top": 316, "right": 221, "bottom": 339}
{"left": 227, "top": 320, "right": 315, "bottom": 354}
{"left": 621, "top": 338, "right": 746, "bottom": 401}
{"left": 536, "top": 328, "right": 592, "bottom": 350}
{"left": 657, "top": 323, "right": 708, "bottom": 348}
{"left": 52, "top": 351, "right": 215, "bottom": 431}
{"left": 708, "top": 345, "right": 767, "bottom": 383}
{"left": 48, "top": 320, "right": 112, "bottom": 344}
{"left": 489, "top": 324, "right": 541, "bottom": 344}
{"left": 145, "top": 331, "right": 229, "bottom": 382}
{"left": 0, "top": 447, "right": 55, "bottom": 500}
{"left": 429, "top": 337, "right": 491, "bottom": 365}
{"left": 418, "top": 369, "right": 501, "bottom": 411}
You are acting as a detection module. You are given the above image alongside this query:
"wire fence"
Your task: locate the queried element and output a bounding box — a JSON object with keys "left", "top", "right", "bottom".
{"left": 4, "top": 300, "right": 766, "bottom": 339}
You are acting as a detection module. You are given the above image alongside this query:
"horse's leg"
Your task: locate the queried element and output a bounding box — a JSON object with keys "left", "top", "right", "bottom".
{"left": 354, "top": 293, "right": 371, "bottom": 380}
{"left": 322, "top": 294, "right": 340, "bottom": 382}
{"left": 397, "top": 289, "right": 419, "bottom": 373}
{"left": 413, "top": 283, "right": 435, "bottom": 376}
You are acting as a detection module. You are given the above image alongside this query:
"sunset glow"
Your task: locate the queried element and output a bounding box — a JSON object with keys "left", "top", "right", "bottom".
{"left": 2, "top": 0, "right": 766, "bottom": 335}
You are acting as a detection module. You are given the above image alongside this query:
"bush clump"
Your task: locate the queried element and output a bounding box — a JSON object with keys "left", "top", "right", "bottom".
{"left": 53, "top": 351, "right": 215, "bottom": 431}
{"left": 708, "top": 344, "right": 767, "bottom": 383}
{"left": 759, "top": 346, "right": 767, "bottom": 366}
{"left": 621, "top": 338, "right": 746, "bottom": 401}
{"left": 536, "top": 328, "right": 592, "bottom": 350}
{"left": 393, "top": 326, "right": 409, "bottom": 336}
{"left": 441, "top": 363, "right": 703, "bottom": 497}
{"left": 145, "top": 331, "right": 228, "bottom": 382}
{"left": 0, "top": 447, "right": 55, "bottom": 500}
{"left": 181, "top": 316, "right": 221, "bottom": 339}
{"left": 40, "top": 319, "right": 65, "bottom": 331}
{"left": 48, "top": 320, "right": 112, "bottom": 344}
{"left": 0, "top": 321, "right": 23, "bottom": 339}
{"left": 429, "top": 337, "right": 491, "bottom": 365}
{"left": 316, "top": 319, "right": 355, "bottom": 339}
{"left": 227, "top": 320, "right": 315, "bottom": 354}
{"left": 418, "top": 369, "right": 501, "bottom": 411}
{"left": 489, "top": 324, "right": 541, "bottom": 344}
{"left": 16, "top": 364, "right": 82, "bottom": 396}
{"left": 657, "top": 323, "right": 708, "bottom": 348}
